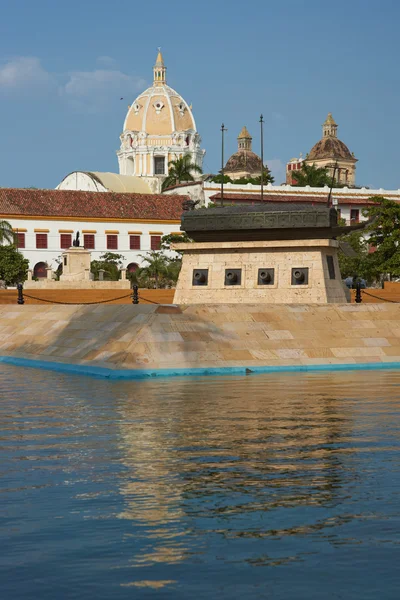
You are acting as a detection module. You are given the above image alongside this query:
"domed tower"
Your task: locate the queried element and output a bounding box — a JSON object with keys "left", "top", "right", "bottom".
{"left": 224, "top": 127, "right": 263, "bottom": 180}
{"left": 305, "top": 113, "right": 357, "bottom": 186}
{"left": 117, "top": 50, "right": 205, "bottom": 189}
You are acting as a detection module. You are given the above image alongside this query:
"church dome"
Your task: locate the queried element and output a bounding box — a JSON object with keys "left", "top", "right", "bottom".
{"left": 308, "top": 137, "right": 353, "bottom": 160}
{"left": 307, "top": 113, "right": 355, "bottom": 161}
{"left": 123, "top": 51, "right": 196, "bottom": 136}
{"left": 225, "top": 150, "right": 263, "bottom": 175}
{"left": 224, "top": 126, "right": 263, "bottom": 179}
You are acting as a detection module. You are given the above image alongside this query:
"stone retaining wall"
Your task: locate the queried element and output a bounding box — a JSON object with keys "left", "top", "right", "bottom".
{"left": 1, "top": 303, "right": 400, "bottom": 374}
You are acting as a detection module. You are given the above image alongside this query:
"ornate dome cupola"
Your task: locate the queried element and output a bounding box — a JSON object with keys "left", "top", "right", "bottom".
{"left": 117, "top": 50, "right": 205, "bottom": 191}
{"left": 237, "top": 126, "right": 252, "bottom": 150}
{"left": 153, "top": 48, "right": 166, "bottom": 84}
{"left": 305, "top": 113, "right": 358, "bottom": 187}
{"left": 224, "top": 126, "right": 263, "bottom": 180}
{"left": 323, "top": 113, "right": 338, "bottom": 138}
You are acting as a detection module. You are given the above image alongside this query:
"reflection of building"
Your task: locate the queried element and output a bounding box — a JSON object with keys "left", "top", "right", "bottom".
{"left": 224, "top": 127, "right": 263, "bottom": 180}
{"left": 117, "top": 50, "right": 205, "bottom": 188}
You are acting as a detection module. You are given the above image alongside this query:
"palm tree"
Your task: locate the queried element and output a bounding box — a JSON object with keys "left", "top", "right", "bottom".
{"left": 161, "top": 154, "right": 203, "bottom": 191}
{"left": 0, "top": 220, "right": 14, "bottom": 245}
{"left": 291, "top": 163, "right": 332, "bottom": 187}
{"left": 137, "top": 251, "right": 169, "bottom": 288}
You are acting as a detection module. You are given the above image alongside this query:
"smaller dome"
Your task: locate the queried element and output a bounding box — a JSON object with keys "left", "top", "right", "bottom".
{"left": 308, "top": 137, "right": 354, "bottom": 161}
{"left": 225, "top": 150, "right": 262, "bottom": 175}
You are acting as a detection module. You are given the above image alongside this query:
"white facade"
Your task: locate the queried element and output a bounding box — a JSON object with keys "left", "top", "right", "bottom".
{"left": 7, "top": 216, "right": 181, "bottom": 276}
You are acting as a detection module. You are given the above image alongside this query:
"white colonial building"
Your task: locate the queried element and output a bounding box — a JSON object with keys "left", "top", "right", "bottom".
{"left": 0, "top": 188, "right": 185, "bottom": 279}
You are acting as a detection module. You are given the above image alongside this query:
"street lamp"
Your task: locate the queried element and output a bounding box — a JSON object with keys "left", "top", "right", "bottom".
{"left": 259, "top": 114, "right": 264, "bottom": 202}
{"left": 220, "top": 123, "right": 227, "bottom": 207}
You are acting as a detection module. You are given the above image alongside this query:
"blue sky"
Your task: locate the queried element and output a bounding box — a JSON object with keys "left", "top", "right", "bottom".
{"left": 0, "top": 0, "right": 399, "bottom": 189}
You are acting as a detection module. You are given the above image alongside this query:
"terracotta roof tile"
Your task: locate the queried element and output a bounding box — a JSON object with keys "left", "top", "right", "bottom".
{"left": 0, "top": 188, "right": 187, "bottom": 220}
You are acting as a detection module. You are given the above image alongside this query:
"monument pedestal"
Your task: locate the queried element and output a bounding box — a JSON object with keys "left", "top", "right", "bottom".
{"left": 173, "top": 239, "right": 347, "bottom": 304}
{"left": 60, "top": 247, "right": 92, "bottom": 282}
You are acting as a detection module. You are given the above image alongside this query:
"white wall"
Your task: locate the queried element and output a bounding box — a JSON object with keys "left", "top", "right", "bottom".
{"left": 7, "top": 217, "right": 181, "bottom": 272}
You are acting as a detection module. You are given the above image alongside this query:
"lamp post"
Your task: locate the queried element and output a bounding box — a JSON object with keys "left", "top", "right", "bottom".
{"left": 327, "top": 160, "right": 339, "bottom": 208}
{"left": 220, "top": 123, "right": 227, "bottom": 207}
{"left": 259, "top": 114, "right": 264, "bottom": 202}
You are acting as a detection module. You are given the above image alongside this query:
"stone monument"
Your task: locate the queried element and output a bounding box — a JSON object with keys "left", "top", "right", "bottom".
{"left": 25, "top": 231, "right": 130, "bottom": 289}
{"left": 173, "top": 203, "right": 366, "bottom": 304}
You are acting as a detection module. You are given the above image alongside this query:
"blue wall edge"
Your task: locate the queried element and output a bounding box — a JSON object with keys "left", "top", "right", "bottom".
{"left": 1, "top": 355, "right": 400, "bottom": 380}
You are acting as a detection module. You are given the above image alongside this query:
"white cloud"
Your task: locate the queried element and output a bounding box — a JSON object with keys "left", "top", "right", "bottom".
{"left": 96, "top": 56, "right": 118, "bottom": 68}
{"left": 266, "top": 158, "right": 286, "bottom": 185}
{"left": 60, "top": 69, "right": 146, "bottom": 112}
{"left": 0, "top": 56, "right": 52, "bottom": 90}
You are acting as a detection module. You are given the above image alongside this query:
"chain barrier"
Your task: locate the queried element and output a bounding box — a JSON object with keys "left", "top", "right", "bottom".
{"left": 15, "top": 284, "right": 164, "bottom": 306}
{"left": 361, "top": 290, "right": 400, "bottom": 303}
{"left": 137, "top": 295, "right": 160, "bottom": 305}
{"left": 22, "top": 291, "right": 134, "bottom": 305}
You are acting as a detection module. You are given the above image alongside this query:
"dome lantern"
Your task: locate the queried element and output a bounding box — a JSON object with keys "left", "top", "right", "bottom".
{"left": 323, "top": 113, "right": 338, "bottom": 138}
{"left": 237, "top": 126, "right": 252, "bottom": 151}
{"left": 153, "top": 48, "right": 166, "bottom": 84}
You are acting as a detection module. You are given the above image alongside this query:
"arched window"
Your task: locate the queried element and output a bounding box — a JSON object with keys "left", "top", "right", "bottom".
{"left": 127, "top": 262, "right": 139, "bottom": 273}
{"left": 33, "top": 262, "right": 47, "bottom": 279}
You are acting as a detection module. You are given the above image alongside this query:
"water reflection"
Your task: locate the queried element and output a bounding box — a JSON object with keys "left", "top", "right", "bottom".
{"left": 115, "top": 374, "right": 363, "bottom": 568}
{"left": 1, "top": 366, "right": 400, "bottom": 599}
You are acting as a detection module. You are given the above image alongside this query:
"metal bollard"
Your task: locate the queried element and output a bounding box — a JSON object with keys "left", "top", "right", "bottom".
{"left": 132, "top": 285, "right": 139, "bottom": 304}
{"left": 17, "top": 283, "right": 25, "bottom": 305}
{"left": 355, "top": 281, "right": 362, "bottom": 303}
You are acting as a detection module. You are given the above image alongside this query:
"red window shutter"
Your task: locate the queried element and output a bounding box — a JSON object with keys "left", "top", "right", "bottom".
{"left": 36, "top": 233, "right": 48, "bottom": 249}
{"left": 150, "top": 235, "right": 161, "bottom": 250}
{"left": 107, "top": 235, "right": 118, "bottom": 250}
{"left": 130, "top": 235, "right": 141, "bottom": 250}
{"left": 17, "top": 233, "right": 25, "bottom": 248}
{"left": 60, "top": 234, "right": 72, "bottom": 249}
{"left": 84, "top": 234, "right": 95, "bottom": 250}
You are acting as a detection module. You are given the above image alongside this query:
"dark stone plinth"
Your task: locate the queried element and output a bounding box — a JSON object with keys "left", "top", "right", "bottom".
{"left": 181, "top": 203, "right": 366, "bottom": 242}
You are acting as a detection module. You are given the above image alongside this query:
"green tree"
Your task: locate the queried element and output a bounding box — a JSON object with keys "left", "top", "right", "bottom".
{"left": 161, "top": 154, "right": 203, "bottom": 191}
{"left": 0, "top": 220, "right": 15, "bottom": 245}
{"left": 338, "top": 230, "right": 371, "bottom": 281}
{"left": 234, "top": 167, "right": 275, "bottom": 185}
{"left": 0, "top": 245, "right": 29, "bottom": 285}
{"left": 90, "top": 252, "right": 125, "bottom": 281}
{"left": 161, "top": 232, "right": 192, "bottom": 255}
{"left": 291, "top": 163, "right": 333, "bottom": 187}
{"left": 137, "top": 251, "right": 169, "bottom": 288}
{"left": 210, "top": 174, "right": 233, "bottom": 184}
{"left": 362, "top": 196, "right": 400, "bottom": 280}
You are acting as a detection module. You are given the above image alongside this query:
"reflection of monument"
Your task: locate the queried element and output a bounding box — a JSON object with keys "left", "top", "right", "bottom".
{"left": 173, "top": 204, "right": 367, "bottom": 304}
